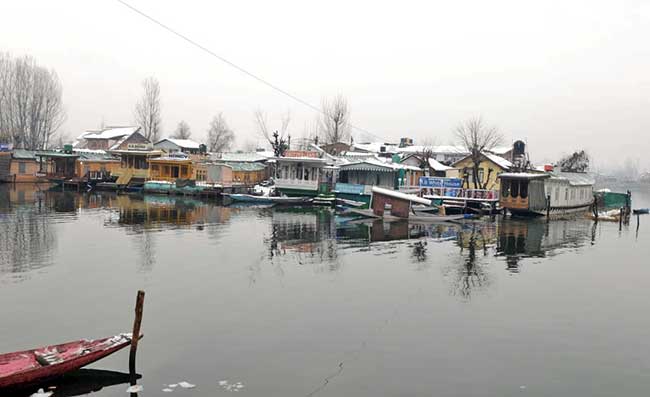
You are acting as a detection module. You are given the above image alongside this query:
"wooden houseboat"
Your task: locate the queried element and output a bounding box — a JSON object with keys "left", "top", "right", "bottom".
{"left": 498, "top": 172, "right": 594, "bottom": 217}
{"left": 4, "top": 150, "right": 47, "bottom": 183}
{"left": 148, "top": 155, "right": 194, "bottom": 182}
{"left": 334, "top": 159, "right": 422, "bottom": 207}
{"left": 108, "top": 132, "right": 162, "bottom": 188}
{"left": 35, "top": 149, "right": 80, "bottom": 183}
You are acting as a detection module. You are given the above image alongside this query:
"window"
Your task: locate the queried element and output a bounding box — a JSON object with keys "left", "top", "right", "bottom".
{"left": 172, "top": 166, "right": 179, "bottom": 178}
{"left": 18, "top": 162, "right": 26, "bottom": 174}
{"left": 511, "top": 180, "right": 519, "bottom": 197}
{"left": 565, "top": 188, "right": 568, "bottom": 201}
{"left": 520, "top": 180, "right": 528, "bottom": 199}
{"left": 477, "top": 168, "right": 484, "bottom": 184}
{"left": 501, "top": 179, "right": 510, "bottom": 197}
{"left": 554, "top": 187, "right": 559, "bottom": 202}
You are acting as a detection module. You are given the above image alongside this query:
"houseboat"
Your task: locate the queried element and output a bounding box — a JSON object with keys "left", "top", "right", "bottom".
{"left": 498, "top": 172, "right": 594, "bottom": 217}
{"left": 334, "top": 158, "right": 422, "bottom": 207}
{"left": 273, "top": 151, "right": 331, "bottom": 197}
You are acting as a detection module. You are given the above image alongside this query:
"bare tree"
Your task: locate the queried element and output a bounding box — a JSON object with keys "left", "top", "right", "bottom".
{"left": 415, "top": 137, "right": 438, "bottom": 175}
{"left": 454, "top": 117, "right": 502, "bottom": 189}
{"left": 319, "top": 94, "right": 351, "bottom": 145}
{"left": 207, "top": 112, "right": 234, "bottom": 152}
{"left": 254, "top": 108, "right": 291, "bottom": 156}
{"left": 172, "top": 120, "right": 192, "bottom": 139}
{"left": 0, "top": 53, "right": 66, "bottom": 149}
{"left": 134, "top": 77, "right": 162, "bottom": 142}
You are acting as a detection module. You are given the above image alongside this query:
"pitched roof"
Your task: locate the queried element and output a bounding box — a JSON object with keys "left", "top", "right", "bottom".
{"left": 12, "top": 149, "right": 37, "bottom": 160}
{"left": 156, "top": 138, "right": 201, "bottom": 149}
{"left": 484, "top": 153, "right": 513, "bottom": 169}
{"left": 453, "top": 152, "right": 512, "bottom": 170}
{"left": 428, "top": 158, "right": 452, "bottom": 171}
{"left": 82, "top": 126, "right": 140, "bottom": 140}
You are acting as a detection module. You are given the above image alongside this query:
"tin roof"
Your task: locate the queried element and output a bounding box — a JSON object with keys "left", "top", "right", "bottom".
{"left": 11, "top": 149, "right": 37, "bottom": 160}
{"left": 225, "top": 162, "right": 267, "bottom": 172}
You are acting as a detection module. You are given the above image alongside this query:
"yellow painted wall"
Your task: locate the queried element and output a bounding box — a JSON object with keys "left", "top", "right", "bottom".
{"left": 452, "top": 157, "right": 505, "bottom": 191}
{"left": 9, "top": 159, "right": 47, "bottom": 182}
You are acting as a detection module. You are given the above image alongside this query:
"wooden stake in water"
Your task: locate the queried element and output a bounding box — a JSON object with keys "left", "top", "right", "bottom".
{"left": 129, "top": 290, "right": 145, "bottom": 376}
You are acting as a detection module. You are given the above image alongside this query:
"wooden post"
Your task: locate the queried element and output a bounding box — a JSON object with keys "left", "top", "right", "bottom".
{"left": 129, "top": 290, "right": 145, "bottom": 376}
{"left": 619, "top": 207, "right": 623, "bottom": 231}
{"left": 546, "top": 195, "right": 551, "bottom": 220}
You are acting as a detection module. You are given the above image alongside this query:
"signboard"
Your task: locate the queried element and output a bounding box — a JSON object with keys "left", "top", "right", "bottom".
{"left": 127, "top": 143, "right": 152, "bottom": 151}
{"left": 419, "top": 176, "right": 462, "bottom": 188}
{"left": 0, "top": 143, "right": 13, "bottom": 152}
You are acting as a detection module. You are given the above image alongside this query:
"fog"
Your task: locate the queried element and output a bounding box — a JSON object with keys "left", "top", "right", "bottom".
{"left": 2, "top": 0, "right": 649, "bottom": 171}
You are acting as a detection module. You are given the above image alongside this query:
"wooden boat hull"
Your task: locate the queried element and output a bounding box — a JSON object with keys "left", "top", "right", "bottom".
{"left": 225, "top": 194, "right": 312, "bottom": 205}
{"left": 0, "top": 334, "right": 135, "bottom": 390}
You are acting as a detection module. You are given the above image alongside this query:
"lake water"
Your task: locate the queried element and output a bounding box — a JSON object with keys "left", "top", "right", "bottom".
{"left": 1, "top": 184, "right": 649, "bottom": 397}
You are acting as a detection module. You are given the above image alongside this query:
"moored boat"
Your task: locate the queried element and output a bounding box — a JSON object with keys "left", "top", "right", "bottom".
{"left": 0, "top": 334, "right": 136, "bottom": 390}
{"left": 498, "top": 172, "right": 594, "bottom": 217}
{"left": 224, "top": 193, "right": 312, "bottom": 205}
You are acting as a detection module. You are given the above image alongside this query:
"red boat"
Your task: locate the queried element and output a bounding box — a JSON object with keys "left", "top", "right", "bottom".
{"left": 0, "top": 333, "right": 136, "bottom": 390}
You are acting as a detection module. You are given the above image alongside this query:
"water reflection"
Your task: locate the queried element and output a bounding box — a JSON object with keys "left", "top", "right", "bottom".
{"left": 0, "top": 184, "right": 603, "bottom": 288}
{"left": 0, "top": 184, "right": 57, "bottom": 281}
{"left": 496, "top": 219, "right": 595, "bottom": 272}
{"left": 15, "top": 369, "right": 139, "bottom": 397}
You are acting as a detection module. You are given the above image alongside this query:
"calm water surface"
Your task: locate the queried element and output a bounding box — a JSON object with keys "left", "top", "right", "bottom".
{"left": 1, "top": 184, "right": 649, "bottom": 397}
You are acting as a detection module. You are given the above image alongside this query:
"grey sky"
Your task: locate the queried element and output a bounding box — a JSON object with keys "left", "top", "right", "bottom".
{"left": 2, "top": 0, "right": 649, "bottom": 171}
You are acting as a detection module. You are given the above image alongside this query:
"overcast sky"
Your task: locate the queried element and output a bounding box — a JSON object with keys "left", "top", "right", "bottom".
{"left": 2, "top": 0, "right": 649, "bottom": 171}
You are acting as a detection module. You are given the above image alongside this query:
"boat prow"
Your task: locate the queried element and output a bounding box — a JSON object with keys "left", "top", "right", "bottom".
{"left": 0, "top": 333, "right": 139, "bottom": 390}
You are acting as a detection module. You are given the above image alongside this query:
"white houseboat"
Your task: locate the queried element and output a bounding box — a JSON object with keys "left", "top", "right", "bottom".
{"left": 498, "top": 172, "right": 594, "bottom": 217}
{"left": 272, "top": 152, "right": 332, "bottom": 197}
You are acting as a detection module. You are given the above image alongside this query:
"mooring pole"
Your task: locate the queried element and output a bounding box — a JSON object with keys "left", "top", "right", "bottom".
{"left": 619, "top": 207, "right": 624, "bottom": 231}
{"left": 546, "top": 195, "right": 551, "bottom": 220}
{"left": 129, "top": 290, "right": 145, "bottom": 377}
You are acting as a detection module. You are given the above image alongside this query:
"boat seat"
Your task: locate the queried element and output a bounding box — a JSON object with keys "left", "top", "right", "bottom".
{"left": 34, "top": 351, "right": 63, "bottom": 366}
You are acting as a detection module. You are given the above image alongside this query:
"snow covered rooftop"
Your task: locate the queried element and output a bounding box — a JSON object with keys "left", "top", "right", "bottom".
{"left": 484, "top": 153, "right": 513, "bottom": 170}
{"left": 351, "top": 142, "right": 400, "bottom": 154}
{"left": 488, "top": 146, "right": 512, "bottom": 155}
{"left": 397, "top": 145, "right": 469, "bottom": 155}
{"left": 428, "top": 158, "right": 452, "bottom": 171}
{"left": 212, "top": 152, "right": 271, "bottom": 162}
{"left": 157, "top": 138, "right": 201, "bottom": 149}
{"left": 82, "top": 126, "right": 140, "bottom": 140}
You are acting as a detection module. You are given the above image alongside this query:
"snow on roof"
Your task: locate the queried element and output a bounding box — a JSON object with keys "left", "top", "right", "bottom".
{"left": 339, "top": 158, "right": 421, "bottom": 172}
{"left": 484, "top": 153, "right": 513, "bottom": 170}
{"left": 428, "top": 158, "right": 452, "bottom": 171}
{"left": 11, "top": 149, "right": 37, "bottom": 160}
{"left": 83, "top": 126, "right": 140, "bottom": 140}
{"left": 397, "top": 145, "right": 469, "bottom": 155}
{"left": 211, "top": 152, "right": 270, "bottom": 162}
{"left": 352, "top": 142, "right": 400, "bottom": 154}
{"left": 551, "top": 172, "right": 595, "bottom": 186}
{"left": 157, "top": 138, "right": 201, "bottom": 149}
{"left": 498, "top": 172, "right": 550, "bottom": 180}
{"left": 488, "top": 146, "right": 512, "bottom": 155}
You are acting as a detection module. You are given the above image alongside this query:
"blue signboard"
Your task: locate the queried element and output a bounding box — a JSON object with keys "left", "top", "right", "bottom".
{"left": 0, "top": 144, "right": 12, "bottom": 152}
{"left": 419, "top": 177, "right": 462, "bottom": 188}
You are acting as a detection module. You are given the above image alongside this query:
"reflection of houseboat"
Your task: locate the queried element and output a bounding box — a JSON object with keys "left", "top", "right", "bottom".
{"left": 498, "top": 172, "right": 594, "bottom": 217}
{"left": 496, "top": 219, "right": 594, "bottom": 270}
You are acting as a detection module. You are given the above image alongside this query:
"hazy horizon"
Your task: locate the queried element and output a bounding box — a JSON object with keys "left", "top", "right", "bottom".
{"left": 2, "top": 0, "right": 649, "bottom": 172}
